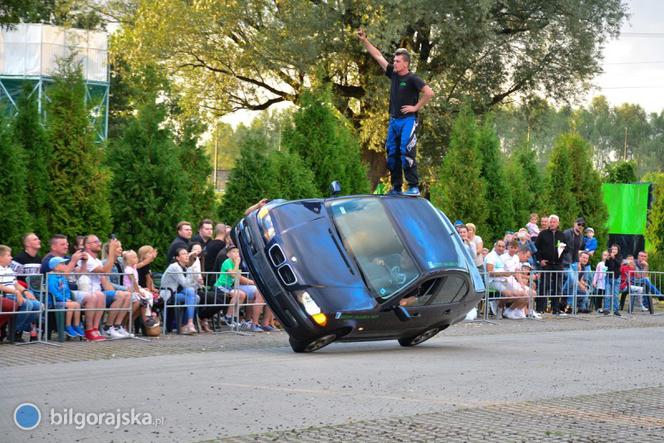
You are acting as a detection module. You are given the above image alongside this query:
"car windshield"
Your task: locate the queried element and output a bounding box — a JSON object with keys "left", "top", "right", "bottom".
{"left": 328, "top": 198, "right": 420, "bottom": 299}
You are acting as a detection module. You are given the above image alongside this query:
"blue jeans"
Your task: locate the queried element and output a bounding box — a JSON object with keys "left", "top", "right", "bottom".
{"left": 175, "top": 288, "right": 198, "bottom": 322}
{"left": 5, "top": 295, "right": 41, "bottom": 332}
{"left": 386, "top": 115, "right": 418, "bottom": 188}
{"left": 633, "top": 277, "right": 662, "bottom": 296}
{"left": 563, "top": 263, "right": 579, "bottom": 306}
{"left": 604, "top": 277, "right": 621, "bottom": 312}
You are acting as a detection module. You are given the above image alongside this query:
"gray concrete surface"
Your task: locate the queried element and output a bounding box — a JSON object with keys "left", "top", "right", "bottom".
{"left": 1, "top": 317, "right": 663, "bottom": 442}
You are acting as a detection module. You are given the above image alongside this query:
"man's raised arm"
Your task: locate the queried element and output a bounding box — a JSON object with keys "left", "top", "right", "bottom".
{"left": 357, "top": 28, "right": 388, "bottom": 71}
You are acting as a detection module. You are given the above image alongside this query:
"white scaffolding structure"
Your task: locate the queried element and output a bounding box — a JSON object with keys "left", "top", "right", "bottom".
{"left": 0, "top": 23, "right": 109, "bottom": 141}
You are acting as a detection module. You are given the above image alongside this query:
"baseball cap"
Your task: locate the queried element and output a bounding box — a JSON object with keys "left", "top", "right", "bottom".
{"left": 585, "top": 227, "right": 594, "bottom": 233}
{"left": 49, "top": 256, "right": 68, "bottom": 269}
{"left": 520, "top": 262, "right": 533, "bottom": 270}
{"left": 575, "top": 217, "right": 586, "bottom": 225}
{"left": 454, "top": 219, "right": 464, "bottom": 226}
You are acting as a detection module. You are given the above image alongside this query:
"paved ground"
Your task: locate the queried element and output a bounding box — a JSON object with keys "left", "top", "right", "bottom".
{"left": 1, "top": 312, "right": 663, "bottom": 442}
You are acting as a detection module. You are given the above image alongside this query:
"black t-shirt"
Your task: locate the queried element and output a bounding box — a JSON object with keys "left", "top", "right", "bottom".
{"left": 385, "top": 64, "right": 426, "bottom": 118}
{"left": 11, "top": 251, "right": 43, "bottom": 282}
{"left": 204, "top": 239, "right": 226, "bottom": 273}
{"left": 137, "top": 265, "right": 151, "bottom": 288}
{"left": 166, "top": 236, "right": 191, "bottom": 263}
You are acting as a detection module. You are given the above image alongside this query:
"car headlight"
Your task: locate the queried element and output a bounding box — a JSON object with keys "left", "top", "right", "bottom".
{"left": 295, "top": 290, "right": 327, "bottom": 327}
{"left": 258, "top": 207, "right": 275, "bottom": 241}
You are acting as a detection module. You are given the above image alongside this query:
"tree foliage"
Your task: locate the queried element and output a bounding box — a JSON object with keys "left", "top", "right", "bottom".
{"left": 282, "top": 88, "right": 369, "bottom": 196}
{"left": 604, "top": 160, "right": 638, "bottom": 184}
{"left": 431, "top": 106, "right": 487, "bottom": 227}
{"left": 46, "top": 58, "right": 112, "bottom": 239}
{"left": 644, "top": 172, "right": 664, "bottom": 270}
{"left": 111, "top": 0, "right": 628, "bottom": 183}
{"left": 106, "top": 101, "right": 192, "bottom": 268}
{"left": 543, "top": 135, "right": 578, "bottom": 228}
{"left": 477, "top": 116, "right": 513, "bottom": 241}
{"left": 0, "top": 110, "right": 30, "bottom": 249}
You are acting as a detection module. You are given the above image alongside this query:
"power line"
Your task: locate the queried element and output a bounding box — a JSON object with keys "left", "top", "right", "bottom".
{"left": 604, "top": 61, "right": 664, "bottom": 65}
{"left": 595, "top": 86, "right": 664, "bottom": 89}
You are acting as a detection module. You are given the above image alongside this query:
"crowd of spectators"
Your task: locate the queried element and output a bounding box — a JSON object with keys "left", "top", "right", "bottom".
{"left": 0, "top": 210, "right": 277, "bottom": 343}
{"left": 457, "top": 213, "right": 663, "bottom": 319}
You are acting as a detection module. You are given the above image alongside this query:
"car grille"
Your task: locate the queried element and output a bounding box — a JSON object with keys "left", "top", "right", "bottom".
{"left": 268, "top": 244, "right": 286, "bottom": 267}
{"left": 277, "top": 264, "right": 297, "bottom": 286}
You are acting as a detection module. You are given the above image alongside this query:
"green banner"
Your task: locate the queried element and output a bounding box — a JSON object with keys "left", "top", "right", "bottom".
{"left": 601, "top": 183, "right": 649, "bottom": 235}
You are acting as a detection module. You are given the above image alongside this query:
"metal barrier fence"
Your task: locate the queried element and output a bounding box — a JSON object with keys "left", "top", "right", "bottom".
{"left": 479, "top": 269, "right": 617, "bottom": 320}
{"left": 626, "top": 270, "right": 664, "bottom": 316}
{"left": 0, "top": 272, "right": 50, "bottom": 345}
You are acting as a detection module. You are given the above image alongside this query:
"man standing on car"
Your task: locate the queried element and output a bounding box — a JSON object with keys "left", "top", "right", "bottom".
{"left": 357, "top": 28, "right": 434, "bottom": 196}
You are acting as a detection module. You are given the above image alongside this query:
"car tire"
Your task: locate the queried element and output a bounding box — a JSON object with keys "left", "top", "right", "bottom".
{"left": 289, "top": 334, "right": 337, "bottom": 353}
{"left": 398, "top": 327, "right": 441, "bottom": 347}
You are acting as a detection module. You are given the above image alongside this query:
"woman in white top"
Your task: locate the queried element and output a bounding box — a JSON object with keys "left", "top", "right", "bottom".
{"left": 466, "top": 223, "right": 484, "bottom": 270}
{"left": 160, "top": 247, "right": 200, "bottom": 335}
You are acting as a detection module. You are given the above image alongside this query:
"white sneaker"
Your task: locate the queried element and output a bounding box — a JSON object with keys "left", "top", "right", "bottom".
{"left": 115, "top": 326, "right": 131, "bottom": 337}
{"left": 528, "top": 310, "right": 542, "bottom": 319}
{"left": 239, "top": 321, "right": 252, "bottom": 331}
{"left": 107, "top": 327, "right": 125, "bottom": 340}
{"left": 640, "top": 305, "right": 649, "bottom": 312}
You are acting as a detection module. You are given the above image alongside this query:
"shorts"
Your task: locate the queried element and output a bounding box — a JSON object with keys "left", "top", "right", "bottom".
{"left": 104, "top": 290, "right": 117, "bottom": 306}
{"left": 217, "top": 285, "right": 258, "bottom": 301}
{"left": 72, "top": 291, "right": 93, "bottom": 304}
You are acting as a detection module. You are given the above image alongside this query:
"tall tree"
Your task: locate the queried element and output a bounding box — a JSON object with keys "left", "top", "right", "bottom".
{"left": 177, "top": 122, "right": 218, "bottom": 223}
{"left": 111, "top": 0, "right": 628, "bottom": 183}
{"left": 282, "top": 88, "right": 369, "bottom": 196}
{"left": 46, "top": 57, "right": 112, "bottom": 239}
{"left": 477, "top": 115, "right": 513, "bottom": 240}
{"left": 512, "top": 142, "right": 545, "bottom": 217}
{"left": 543, "top": 135, "right": 578, "bottom": 228}
{"left": 13, "top": 84, "right": 51, "bottom": 239}
{"left": 431, "top": 106, "right": 487, "bottom": 228}
{"left": 604, "top": 160, "right": 638, "bottom": 184}
{"left": 0, "top": 110, "right": 30, "bottom": 249}
{"left": 643, "top": 172, "right": 664, "bottom": 270}
{"left": 106, "top": 101, "right": 192, "bottom": 266}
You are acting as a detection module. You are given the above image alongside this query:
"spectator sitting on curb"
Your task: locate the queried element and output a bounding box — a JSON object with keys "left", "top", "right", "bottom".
{"left": 47, "top": 257, "right": 85, "bottom": 338}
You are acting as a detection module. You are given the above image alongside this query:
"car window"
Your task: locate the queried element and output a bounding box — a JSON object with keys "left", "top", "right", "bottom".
{"left": 328, "top": 198, "right": 420, "bottom": 299}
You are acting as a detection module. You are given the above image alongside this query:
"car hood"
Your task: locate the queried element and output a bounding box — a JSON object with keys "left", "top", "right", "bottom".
{"left": 270, "top": 202, "right": 377, "bottom": 312}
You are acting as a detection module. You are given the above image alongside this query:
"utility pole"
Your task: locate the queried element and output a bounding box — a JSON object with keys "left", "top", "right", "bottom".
{"left": 623, "top": 127, "right": 628, "bottom": 160}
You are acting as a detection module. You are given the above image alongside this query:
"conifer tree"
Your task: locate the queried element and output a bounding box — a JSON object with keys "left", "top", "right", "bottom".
{"left": 106, "top": 101, "right": 192, "bottom": 266}
{"left": 13, "top": 83, "right": 51, "bottom": 239}
{"left": 507, "top": 141, "right": 545, "bottom": 228}
{"left": 477, "top": 116, "right": 514, "bottom": 240}
{"left": 177, "top": 122, "right": 218, "bottom": 222}
{"left": 430, "top": 106, "right": 488, "bottom": 229}
{"left": 544, "top": 134, "right": 579, "bottom": 227}
{"left": 282, "top": 88, "right": 370, "bottom": 195}
{"left": 0, "top": 111, "right": 30, "bottom": 249}
{"left": 46, "top": 58, "right": 112, "bottom": 239}
{"left": 643, "top": 172, "right": 664, "bottom": 269}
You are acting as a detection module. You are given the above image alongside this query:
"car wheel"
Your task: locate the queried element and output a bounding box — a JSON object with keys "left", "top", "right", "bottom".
{"left": 398, "top": 327, "right": 441, "bottom": 347}
{"left": 289, "top": 334, "right": 337, "bottom": 353}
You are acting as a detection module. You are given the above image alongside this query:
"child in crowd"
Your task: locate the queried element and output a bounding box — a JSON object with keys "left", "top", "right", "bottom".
{"left": 526, "top": 213, "right": 540, "bottom": 240}
{"left": 47, "top": 257, "right": 85, "bottom": 338}
{"left": 584, "top": 227, "right": 598, "bottom": 256}
{"left": 122, "top": 250, "right": 159, "bottom": 328}
{"left": 620, "top": 255, "right": 647, "bottom": 311}
{"left": 592, "top": 250, "right": 608, "bottom": 312}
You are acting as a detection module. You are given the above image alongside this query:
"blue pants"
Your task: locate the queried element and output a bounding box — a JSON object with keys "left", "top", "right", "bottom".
{"left": 604, "top": 277, "right": 621, "bottom": 313}
{"left": 175, "top": 288, "right": 198, "bottom": 323}
{"left": 633, "top": 277, "right": 662, "bottom": 296}
{"left": 5, "top": 295, "right": 41, "bottom": 332}
{"left": 562, "top": 263, "right": 579, "bottom": 305}
{"left": 386, "top": 116, "right": 419, "bottom": 189}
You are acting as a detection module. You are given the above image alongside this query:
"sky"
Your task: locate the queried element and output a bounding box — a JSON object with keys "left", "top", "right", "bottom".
{"left": 220, "top": 0, "right": 664, "bottom": 127}
{"left": 589, "top": 0, "right": 664, "bottom": 114}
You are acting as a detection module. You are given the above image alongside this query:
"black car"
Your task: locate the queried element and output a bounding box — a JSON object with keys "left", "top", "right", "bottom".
{"left": 232, "top": 194, "right": 485, "bottom": 352}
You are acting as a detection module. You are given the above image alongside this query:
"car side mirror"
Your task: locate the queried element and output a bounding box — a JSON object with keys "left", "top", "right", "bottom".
{"left": 394, "top": 305, "right": 412, "bottom": 322}
{"left": 329, "top": 180, "right": 342, "bottom": 196}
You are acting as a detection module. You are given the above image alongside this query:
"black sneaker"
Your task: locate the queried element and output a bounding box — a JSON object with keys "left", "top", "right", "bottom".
{"left": 603, "top": 310, "right": 610, "bottom": 316}
{"left": 14, "top": 332, "right": 25, "bottom": 343}
{"left": 614, "top": 311, "right": 621, "bottom": 317}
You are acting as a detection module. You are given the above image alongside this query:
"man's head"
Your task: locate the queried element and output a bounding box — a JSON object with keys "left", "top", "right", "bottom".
{"left": 494, "top": 240, "right": 506, "bottom": 254}
{"left": 540, "top": 216, "right": 550, "bottom": 230}
{"left": 574, "top": 217, "right": 585, "bottom": 233}
{"left": 23, "top": 233, "right": 41, "bottom": 252}
{"left": 638, "top": 251, "right": 648, "bottom": 262}
{"left": 198, "top": 219, "right": 213, "bottom": 241}
{"left": 49, "top": 234, "right": 69, "bottom": 257}
{"left": 84, "top": 235, "right": 102, "bottom": 254}
{"left": 0, "top": 245, "right": 12, "bottom": 266}
{"left": 517, "top": 245, "right": 531, "bottom": 263}
{"left": 548, "top": 214, "right": 559, "bottom": 230}
{"left": 393, "top": 48, "right": 410, "bottom": 74}
{"left": 214, "top": 223, "right": 227, "bottom": 239}
{"left": 579, "top": 251, "right": 590, "bottom": 266}
{"left": 176, "top": 221, "right": 193, "bottom": 240}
